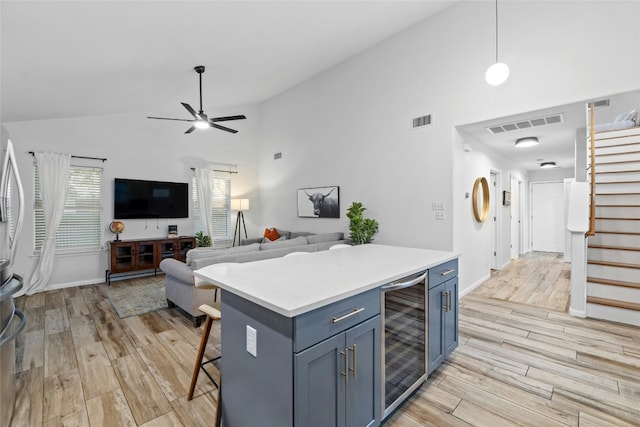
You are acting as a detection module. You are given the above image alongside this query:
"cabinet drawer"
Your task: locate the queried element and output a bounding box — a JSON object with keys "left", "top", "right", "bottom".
{"left": 428, "top": 259, "right": 458, "bottom": 289}
{"left": 293, "top": 289, "right": 379, "bottom": 352}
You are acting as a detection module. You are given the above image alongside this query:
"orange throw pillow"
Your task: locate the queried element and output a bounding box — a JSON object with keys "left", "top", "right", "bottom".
{"left": 263, "top": 228, "right": 280, "bottom": 241}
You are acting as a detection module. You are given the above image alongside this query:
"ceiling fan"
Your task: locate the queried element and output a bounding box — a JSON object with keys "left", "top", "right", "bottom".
{"left": 147, "top": 65, "right": 246, "bottom": 134}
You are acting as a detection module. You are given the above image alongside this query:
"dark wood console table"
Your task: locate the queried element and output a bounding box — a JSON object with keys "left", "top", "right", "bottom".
{"left": 106, "top": 236, "right": 196, "bottom": 284}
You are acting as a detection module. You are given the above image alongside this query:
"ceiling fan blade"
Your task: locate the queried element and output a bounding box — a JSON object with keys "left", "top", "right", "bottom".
{"left": 185, "top": 125, "right": 197, "bottom": 134}
{"left": 147, "top": 116, "right": 194, "bottom": 122}
{"left": 211, "top": 123, "right": 238, "bottom": 134}
{"left": 210, "top": 115, "right": 247, "bottom": 123}
{"left": 181, "top": 103, "right": 201, "bottom": 119}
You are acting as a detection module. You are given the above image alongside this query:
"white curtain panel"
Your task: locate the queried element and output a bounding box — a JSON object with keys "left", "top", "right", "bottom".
{"left": 26, "top": 151, "right": 71, "bottom": 294}
{"left": 195, "top": 167, "right": 215, "bottom": 247}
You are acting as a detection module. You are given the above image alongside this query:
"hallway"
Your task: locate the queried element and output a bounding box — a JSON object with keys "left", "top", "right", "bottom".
{"left": 468, "top": 252, "right": 571, "bottom": 312}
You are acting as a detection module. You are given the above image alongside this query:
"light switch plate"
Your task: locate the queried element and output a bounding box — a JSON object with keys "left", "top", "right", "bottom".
{"left": 246, "top": 325, "right": 257, "bottom": 357}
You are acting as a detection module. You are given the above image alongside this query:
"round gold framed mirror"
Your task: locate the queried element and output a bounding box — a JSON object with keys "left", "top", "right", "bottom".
{"left": 472, "top": 177, "right": 490, "bottom": 222}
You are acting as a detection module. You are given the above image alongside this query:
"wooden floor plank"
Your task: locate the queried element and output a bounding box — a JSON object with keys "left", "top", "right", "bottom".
{"left": 43, "top": 331, "right": 77, "bottom": 378}
{"left": 139, "top": 411, "right": 185, "bottom": 427}
{"left": 452, "top": 400, "right": 518, "bottom": 427}
{"left": 528, "top": 367, "right": 640, "bottom": 419}
{"left": 86, "top": 388, "right": 137, "bottom": 427}
{"left": 44, "top": 307, "right": 69, "bottom": 336}
{"left": 439, "top": 360, "right": 577, "bottom": 426}
{"left": 68, "top": 314, "right": 100, "bottom": 348}
{"left": 437, "top": 375, "right": 567, "bottom": 427}
{"left": 112, "top": 353, "right": 173, "bottom": 425}
{"left": 12, "top": 366, "right": 44, "bottom": 427}
{"left": 137, "top": 341, "right": 190, "bottom": 402}
{"left": 15, "top": 329, "right": 45, "bottom": 373}
{"left": 42, "top": 370, "right": 90, "bottom": 426}
{"left": 170, "top": 395, "right": 217, "bottom": 427}
{"left": 76, "top": 341, "right": 120, "bottom": 400}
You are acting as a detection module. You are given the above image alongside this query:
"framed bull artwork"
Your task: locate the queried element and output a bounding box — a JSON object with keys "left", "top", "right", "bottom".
{"left": 297, "top": 186, "right": 340, "bottom": 218}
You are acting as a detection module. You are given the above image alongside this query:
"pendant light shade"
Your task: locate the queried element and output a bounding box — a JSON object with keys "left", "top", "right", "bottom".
{"left": 486, "top": 63, "right": 510, "bottom": 86}
{"left": 486, "top": 0, "right": 509, "bottom": 86}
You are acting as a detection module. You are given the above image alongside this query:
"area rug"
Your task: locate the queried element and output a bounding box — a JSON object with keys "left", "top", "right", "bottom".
{"left": 105, "top": 280, "right": 168, "bottom": 318}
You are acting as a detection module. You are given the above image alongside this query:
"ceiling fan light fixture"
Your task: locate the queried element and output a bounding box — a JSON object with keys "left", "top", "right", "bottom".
{"left": 147, "top": 65, "right": 246, "bottom": 134}
{"left": 195, "top": 120, "right": 210, "bottom": 129}
{"left": 540, "top": 161, "right": 557, "bottom": 169}
{"left": 514, "top": 136, "right": 539, "bottom": 148}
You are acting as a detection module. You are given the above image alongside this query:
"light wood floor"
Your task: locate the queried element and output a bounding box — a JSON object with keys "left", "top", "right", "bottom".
{"left": 11, "top": 253, "right": 640, "bottom": 426}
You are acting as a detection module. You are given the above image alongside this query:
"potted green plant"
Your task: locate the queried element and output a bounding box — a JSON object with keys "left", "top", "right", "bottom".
{"left": 194, "top": 231, "right": 212, "bottom": 247}
{"left": 346, "top": 202, "right": 379, "bottom": 245}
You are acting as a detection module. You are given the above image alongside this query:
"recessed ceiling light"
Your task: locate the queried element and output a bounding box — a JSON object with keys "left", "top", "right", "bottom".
{"left": 515, "top": 136, "right": 539, "bottom": 148}
{"left": 540, "top": 161, "right": 557, "bottom": 168}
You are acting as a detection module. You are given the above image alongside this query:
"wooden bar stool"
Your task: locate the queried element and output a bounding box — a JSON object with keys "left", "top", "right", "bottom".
{"left": 188, "top": 302, "right": 221, "bottom": 401}
{"left": 188, "top": 262, "right": 237, "bottom": 426}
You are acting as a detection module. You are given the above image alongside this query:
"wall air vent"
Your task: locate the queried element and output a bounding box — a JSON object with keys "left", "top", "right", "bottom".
{"left": 412, "top": 114, "right": 432, "bottom": 129}
{"left": 593, "top": 99, "right": 610, "bottom": 108}
{"left": 486, "top": 113, "right": 564, "bottom": 134}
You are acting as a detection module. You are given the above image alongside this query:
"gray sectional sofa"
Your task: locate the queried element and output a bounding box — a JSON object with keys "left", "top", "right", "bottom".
{"left": 160, "top": 231, "right": 348, "bottom": 326}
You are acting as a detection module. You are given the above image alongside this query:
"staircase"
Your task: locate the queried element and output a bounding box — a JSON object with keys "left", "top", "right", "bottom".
{"left": 586, "top": 126, "right": 640, "bottom": 326}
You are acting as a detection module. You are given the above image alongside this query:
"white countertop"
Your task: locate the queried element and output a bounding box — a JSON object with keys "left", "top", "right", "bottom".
{"left": 193, "top": 244, "right": 459, "bottom": 317}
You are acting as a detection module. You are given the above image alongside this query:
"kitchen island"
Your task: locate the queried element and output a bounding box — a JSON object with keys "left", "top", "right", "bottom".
{"left": 194, "top": 244, "right": 459, "bottom": 426}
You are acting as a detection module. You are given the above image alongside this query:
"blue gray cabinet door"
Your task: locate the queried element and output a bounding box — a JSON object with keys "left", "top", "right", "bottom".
{"left": 428, "top": 276, "right": 458, "bottom": 374}
{"left": 294, "top": 315, "right": 381, "bottom": 427}
{"left": 427, "top": 284, "right": 444, "bottom": 375}
{"left": 443, "top": 277, "right": 458, "bottom": 358}
{"left": 295, "top": 333, "right": 346, "bottom": 427}
{"left": 345, "top": 316, "right": 381, "bottom": 427}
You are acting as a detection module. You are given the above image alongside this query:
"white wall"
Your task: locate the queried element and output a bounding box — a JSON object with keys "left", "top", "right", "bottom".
{"left": 529, "top": 167, "right": 575, "bottom": 183}
{"left": 256, "top": 1, "right": 640, "bottom": 295}
{"left": 5, "top": 106, "right": 260, "bottom": 288}
{"left": 453, "top": 130, "right": 528, "bottom": 293}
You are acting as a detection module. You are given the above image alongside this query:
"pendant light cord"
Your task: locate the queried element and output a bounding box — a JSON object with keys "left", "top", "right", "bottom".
{"left": 495, "top": 0, "right": 499, "bottom": 63}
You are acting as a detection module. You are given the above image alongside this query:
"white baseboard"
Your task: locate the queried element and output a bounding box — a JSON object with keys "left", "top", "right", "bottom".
{"left": 47, "top": 277, "right": 105, "bottom": 290}
{"left": 569, "top": 308, "right": 586, "bottom": 318}
{"left": 460, "top": 274, "right": 490, "bottom": 298}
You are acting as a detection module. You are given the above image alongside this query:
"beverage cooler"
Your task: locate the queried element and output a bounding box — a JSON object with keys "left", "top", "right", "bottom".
{"left": 1, "top": 126, "right": 26, "bottom": 427}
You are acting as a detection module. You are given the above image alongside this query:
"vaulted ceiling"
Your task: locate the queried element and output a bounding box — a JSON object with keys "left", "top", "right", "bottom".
{"left": 1, "top": 1, "right": 457, "bottom": 123}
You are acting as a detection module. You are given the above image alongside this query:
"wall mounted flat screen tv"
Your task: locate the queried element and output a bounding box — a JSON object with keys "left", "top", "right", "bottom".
{"left": 114, "top": 178, "right": 188, "bottom": 219}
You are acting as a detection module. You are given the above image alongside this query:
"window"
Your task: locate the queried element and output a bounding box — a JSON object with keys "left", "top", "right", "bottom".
{"left": 34, "top": 165, "right": 103, "bottom": 251}
{"left": 192, "top": 176, "right": 231, "bottom": 239}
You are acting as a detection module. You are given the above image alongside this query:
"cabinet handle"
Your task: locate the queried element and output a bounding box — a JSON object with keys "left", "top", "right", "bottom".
{"left": 447, "top": 291, "right": 452, "bottom": 311}
{"left": 340, "top": 349, "right": 349, "bottom": 384}
{"left": 440, "top": 268, "right": 455, "bottom": 276}
{"left": 332, "top": 307, "right": 365, "bottom": 324}
{"left": 380, "top": 271, "right": 427, "bottom": 291}
{"left": 349, "top": 344, "right": 357, "bottom": 378}
{"left": 442, "top": 292, "right": 447, "bottom": 311}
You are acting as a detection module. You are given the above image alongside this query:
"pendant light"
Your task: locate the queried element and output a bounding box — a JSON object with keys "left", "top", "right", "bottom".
{"left": 486, "top": 0, "right": 509, "bottom": 86}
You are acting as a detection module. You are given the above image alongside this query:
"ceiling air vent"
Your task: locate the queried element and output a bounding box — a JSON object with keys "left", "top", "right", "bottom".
{"left": 486, "top": 113, "right": 564, "bottom": 134}
{"left": 412, "top": 114, "right": 432, "bottom": 129}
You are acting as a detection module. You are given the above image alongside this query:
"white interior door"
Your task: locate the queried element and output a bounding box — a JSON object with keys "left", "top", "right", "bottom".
{"left": 531, "top": 181, "right": 565, "bottom": 253}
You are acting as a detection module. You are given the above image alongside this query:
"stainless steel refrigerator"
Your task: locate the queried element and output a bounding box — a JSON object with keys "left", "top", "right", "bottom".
{"left": 0, "top": 125, "right": 26, "bottom": 427}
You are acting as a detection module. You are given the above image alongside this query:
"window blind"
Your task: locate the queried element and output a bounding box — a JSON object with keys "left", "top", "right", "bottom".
{"left": 192, "top": 176, "right": 231, "bottom": 239}
{"left": 34, "top": 165, "right": 103, "bottom": 251}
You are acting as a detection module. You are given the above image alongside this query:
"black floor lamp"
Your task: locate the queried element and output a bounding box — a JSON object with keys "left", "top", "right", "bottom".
{"left": 231, "top": 198, "right": 250, "bottom": 247}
